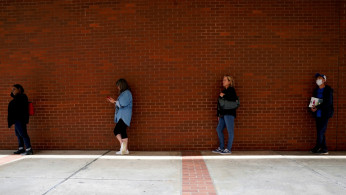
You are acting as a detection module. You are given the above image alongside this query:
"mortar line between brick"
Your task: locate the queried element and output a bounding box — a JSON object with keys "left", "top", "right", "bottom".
{"left": 41, "top": 150, "right": 111, "bottom": 195}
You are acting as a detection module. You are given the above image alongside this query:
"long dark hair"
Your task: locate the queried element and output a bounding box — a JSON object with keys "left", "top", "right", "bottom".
{"left": 116, "top": 79, "right": 130, "bottom": 93}
{"left": 13, "top": 84, "right": 25, "bottom": 94}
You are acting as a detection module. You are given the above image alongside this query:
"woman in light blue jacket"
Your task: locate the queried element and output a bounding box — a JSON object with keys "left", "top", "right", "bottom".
{"left": 107, "top": 79, "right": 133, "bottom": 155}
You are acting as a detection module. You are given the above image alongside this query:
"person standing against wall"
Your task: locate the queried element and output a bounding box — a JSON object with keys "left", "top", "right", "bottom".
{"left": 213, "top": 75, "right": 238, "bottom": 155}
{"left": 107, "top": 79, "right": 133, "bottom": 155}
{"left": 310, "top": 73, "right": 334, "bottom": 155}
{"left": 8, "top": 84, "right": 33, "bottom": 155}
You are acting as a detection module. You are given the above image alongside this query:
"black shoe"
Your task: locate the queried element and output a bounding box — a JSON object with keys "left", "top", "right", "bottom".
{"left": 14, "top": 149, "right": 25, "bottom": 154}
{"left": 212, "top": 147, "right": 223, "bottom": 154}
{"left": 24, "top": 149, "right": 34, "bottom": 155}
{"left": 311, "top": 147, "right": 320, "bottom": 153}
{"left": 316, "top": 149, "right": 328, "bottom": 155}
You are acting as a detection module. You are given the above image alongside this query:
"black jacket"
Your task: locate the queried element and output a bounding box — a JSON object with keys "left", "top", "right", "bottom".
{"left": 313, "top": 85, "right": 334, "bottom": 119}
{"left": 217, "top": 87, "right": 237, "bottom": 118}
{"left": 8, "top": 93, "right": 29, "bottom": 128}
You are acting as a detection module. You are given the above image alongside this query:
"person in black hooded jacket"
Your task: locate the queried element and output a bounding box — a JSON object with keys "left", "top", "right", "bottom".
{"left": 8, "top": 84, "right": 33, "bottom": 155}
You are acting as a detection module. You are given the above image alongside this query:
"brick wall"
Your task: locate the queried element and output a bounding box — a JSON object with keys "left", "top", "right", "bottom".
{"left": 338, "top": 0, "right": 346, "bottom": 150}
{"left": 0, "top": 0, "right": 344, "bottom": 150}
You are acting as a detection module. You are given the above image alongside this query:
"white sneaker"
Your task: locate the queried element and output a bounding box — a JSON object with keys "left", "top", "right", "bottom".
{"left": 120, "top": 143, "right": 123, "bottom": 151}
{"left": 121, "top": 142, "right": 127, "bottom": 154}
{"left": 115, "top": 150, "right": 129, "bottom": 155}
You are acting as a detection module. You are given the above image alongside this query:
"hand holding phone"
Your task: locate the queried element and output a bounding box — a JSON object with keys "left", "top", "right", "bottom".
{"left": 106, "top": 96, "right": 115, "bottom": 104}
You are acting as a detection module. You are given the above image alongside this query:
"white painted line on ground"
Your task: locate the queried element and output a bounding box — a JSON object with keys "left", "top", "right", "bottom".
{"left": 21, "top": 155, "right": 346, "bottom": 160}
{"left": 202, "top": 155, "right": 346, "bottom": 159}
{"left": 24, "top": 155, "right": 183, "bottom": 160}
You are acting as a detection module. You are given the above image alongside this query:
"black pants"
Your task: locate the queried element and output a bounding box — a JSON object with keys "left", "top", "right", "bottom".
{"left": 15, "top": 121, "right": 32, "bottom": 149}
{"left": 113, "top": 119, "right": 128, "bottom": 139}
{"left": 315, "top": 117, "right": 329, "bottom": 151}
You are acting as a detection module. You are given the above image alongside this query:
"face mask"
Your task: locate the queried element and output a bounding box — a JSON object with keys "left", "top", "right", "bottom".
{"left": 316, "top": 79, "right": 323, "bottom": 86}
{"left": 10, "top": 93, "right": 15, "bottom": 98}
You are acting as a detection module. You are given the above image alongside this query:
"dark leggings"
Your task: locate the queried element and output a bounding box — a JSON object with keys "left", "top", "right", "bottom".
{"left": 113, "top": 119, "right": 128, "bottom": 139}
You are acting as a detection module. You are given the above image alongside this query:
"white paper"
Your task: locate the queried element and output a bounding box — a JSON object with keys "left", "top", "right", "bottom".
{"left": 309, "top": 97, "right": 323, "bottom": 108}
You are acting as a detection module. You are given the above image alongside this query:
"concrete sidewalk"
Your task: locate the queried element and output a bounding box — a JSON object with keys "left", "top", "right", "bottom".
{"left": 0, "top": 150, "right": 345, "bottom": 195}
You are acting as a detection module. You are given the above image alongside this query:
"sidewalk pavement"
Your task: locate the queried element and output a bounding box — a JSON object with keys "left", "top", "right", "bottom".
{"left": 0, "top": 150, "right": 346, "bottom": 195}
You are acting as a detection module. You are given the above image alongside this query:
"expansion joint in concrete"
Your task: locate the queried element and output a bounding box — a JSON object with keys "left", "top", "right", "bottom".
{"left": 41, "top": 150, "right": 111, "bottom": 195}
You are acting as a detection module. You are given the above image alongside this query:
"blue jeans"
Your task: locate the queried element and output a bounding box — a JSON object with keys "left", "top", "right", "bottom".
{"left": 15, "top": 121, "right": 32, "bottom": 149}
{"left": 315, "top": 117, "right": 329, "bottom": 151}
{"left": 216, "top": 115, "right": 235, "bottom": 151}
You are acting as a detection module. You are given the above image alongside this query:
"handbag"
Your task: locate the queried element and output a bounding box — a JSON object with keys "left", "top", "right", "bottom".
{"left": 218, "top": 97, "right": 240, "bottom": 110}
{"left": 28, "top": 102, "right": 35, "bottom": 116}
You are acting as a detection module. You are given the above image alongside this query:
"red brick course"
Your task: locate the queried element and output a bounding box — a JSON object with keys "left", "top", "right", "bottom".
{"left": 0, "top": 155, "right": 23, "bottom": 166}
{"left": 0, "top": 0, "right": 345, "bottom": 150}
{"left": 182, "top": 151, "right": 216, "bottom": 195}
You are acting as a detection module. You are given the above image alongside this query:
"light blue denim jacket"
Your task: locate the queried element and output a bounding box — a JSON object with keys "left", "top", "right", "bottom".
{"left": 114, "top": 90, "right": 133, "bottom": 126}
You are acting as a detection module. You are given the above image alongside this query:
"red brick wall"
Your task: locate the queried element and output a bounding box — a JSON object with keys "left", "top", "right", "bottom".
{"left": 0, "top": 0, "right": 344, "bottom": 150}
{"left": 338, "top": 0, "right": 346, "bottom": 150}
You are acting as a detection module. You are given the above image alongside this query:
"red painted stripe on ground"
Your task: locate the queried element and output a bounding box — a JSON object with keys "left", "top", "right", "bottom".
{"left": 182, "top": 151, "right": 217, "bottom": 195}
{"left": 0, "top": 155, "right": 23, "bottom": 166}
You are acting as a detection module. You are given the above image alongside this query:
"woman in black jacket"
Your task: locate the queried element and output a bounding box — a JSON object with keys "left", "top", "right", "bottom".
{"left": 8, "top": 84, "right": 33, "bottom": 155}
{"left": 212, "top": 75, "right": 238, "bottom": 154}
